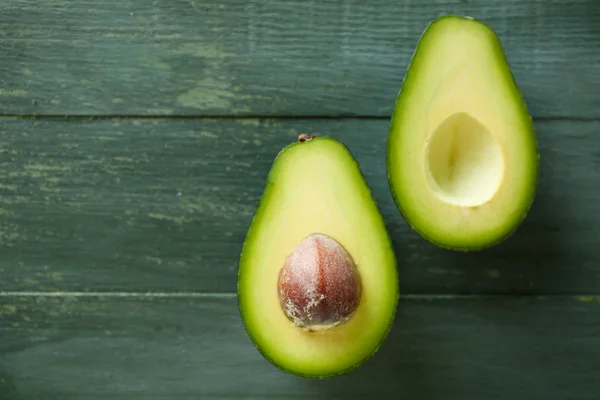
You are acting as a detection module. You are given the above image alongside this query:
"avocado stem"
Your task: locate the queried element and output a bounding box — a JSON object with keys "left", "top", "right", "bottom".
{"left": 298, "top": 134, "right": 317, "bottom": 142}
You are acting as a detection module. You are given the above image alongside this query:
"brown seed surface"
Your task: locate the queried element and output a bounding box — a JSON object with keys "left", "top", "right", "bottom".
{"left": 277, "top": 233, "right": 361, "bottom": 330}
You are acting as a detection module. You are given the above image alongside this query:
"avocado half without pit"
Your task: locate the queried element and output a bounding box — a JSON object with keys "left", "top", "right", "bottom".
{"left": 238, "top": 134, "right": 399, "bottom": 378}
{"left": 386, "top": 15, "right": 539, "bottom": 251}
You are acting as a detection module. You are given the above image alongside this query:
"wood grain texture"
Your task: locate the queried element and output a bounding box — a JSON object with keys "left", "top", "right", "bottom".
{"left": 1, "top": 0, "right": 599, "bottom": 117}
{"left": 1, "top": 117, "right": 599, "bottom": 294}
{"left": 0, "top": 295, "right": 599, "bottom": 399}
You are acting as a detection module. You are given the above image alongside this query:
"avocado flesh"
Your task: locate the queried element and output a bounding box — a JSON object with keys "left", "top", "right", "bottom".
{"left": 387, "top": 15, "right": 539, "bottom": 251}
{"left": 238, "top": 136, "right": 398, "bottom": 378}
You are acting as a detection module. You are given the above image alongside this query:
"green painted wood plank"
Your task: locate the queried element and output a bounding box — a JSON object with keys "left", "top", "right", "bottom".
{"left": 0, "top": 295, "right": 598, "bottom": 399}
{"left": 1, "top": 0, "right": 598, "bottom": 117}
{"left": 1, "top": 117, "right": 599, "bottom": 294}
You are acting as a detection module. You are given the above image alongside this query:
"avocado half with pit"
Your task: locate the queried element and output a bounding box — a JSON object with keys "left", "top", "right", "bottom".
{"left": 238, "top": 134, "right": 398, "bottom": 378}
{"left": 387, "top": 15, "right": 539, "bottom": 251}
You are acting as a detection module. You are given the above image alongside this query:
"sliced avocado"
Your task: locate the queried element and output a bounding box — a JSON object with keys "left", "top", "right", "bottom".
{"left": 238, "top": 134, "right": 398, "bottom": 378}
{"left": 387, "top": 15, "right": 539, "bottom": 251}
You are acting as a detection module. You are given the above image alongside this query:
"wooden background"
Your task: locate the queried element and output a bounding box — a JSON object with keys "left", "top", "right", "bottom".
{"left": 1, "top": 0, "right": 599, "bottom": 398}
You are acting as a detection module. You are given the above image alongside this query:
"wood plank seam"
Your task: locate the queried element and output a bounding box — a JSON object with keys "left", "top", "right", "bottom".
{"left": 0, "top": 115, "right": 598, "bottom": 121}
{"left": 0, "top": 293, "right": 599, "bottom": 300}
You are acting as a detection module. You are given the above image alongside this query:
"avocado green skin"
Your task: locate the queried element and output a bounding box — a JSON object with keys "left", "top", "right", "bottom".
{"left": 237, "top": 301, "right": 397, "bottom": 379}
{"left": 386, "top": 15, "right": 540, "bottom": 252}
{"left": 237, "top": 136, "right": 399, "bottom": 379}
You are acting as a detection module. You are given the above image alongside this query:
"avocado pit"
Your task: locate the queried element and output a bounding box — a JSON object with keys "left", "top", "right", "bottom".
{"left": 277, "top": 233, "right": 361, "bottom": 331}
